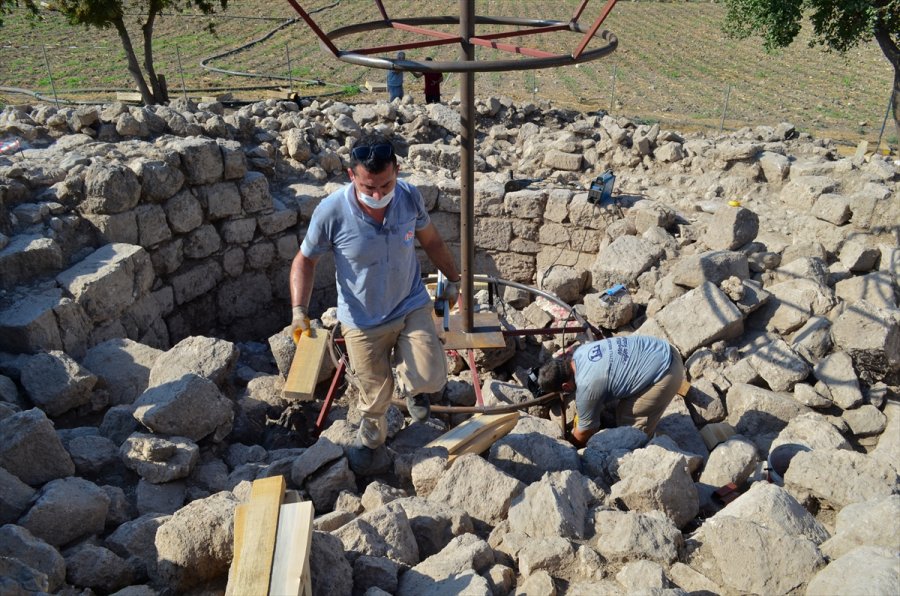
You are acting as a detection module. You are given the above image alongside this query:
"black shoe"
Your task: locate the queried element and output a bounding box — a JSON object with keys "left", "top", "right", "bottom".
{"left": 406, "top": 393, "right": 431, "bottom": 423}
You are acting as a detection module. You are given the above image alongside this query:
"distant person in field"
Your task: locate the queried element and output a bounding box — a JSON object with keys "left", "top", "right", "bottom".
{"left": 413, "top": 57, "right": 444, "bottom": 104}
{"left": 386, "top": 51, "right": 406, "bottom": 102}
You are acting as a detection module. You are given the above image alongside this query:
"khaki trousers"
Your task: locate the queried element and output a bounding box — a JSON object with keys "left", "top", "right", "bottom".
{"left": 342, "top": 304, "right": 447, "bottom": 426}
{"left": 615, "top": 350, "right": 685, "bottom": 435}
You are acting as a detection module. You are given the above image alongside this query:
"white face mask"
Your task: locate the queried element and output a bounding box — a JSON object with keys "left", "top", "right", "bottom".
{"left": 356, "top": 187, "right": 395, "bottom": 210}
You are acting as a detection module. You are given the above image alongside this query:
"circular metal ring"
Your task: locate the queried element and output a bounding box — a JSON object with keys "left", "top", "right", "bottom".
{"left": 322, "top": 16, "right": 617, "bottom": 73}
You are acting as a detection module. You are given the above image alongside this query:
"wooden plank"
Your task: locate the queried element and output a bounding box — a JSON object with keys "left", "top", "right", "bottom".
{"left": 269, "top": 499, "right": 315, "bottom": 596}
{"left": 365, "top": 80, "right": 387, "bottom": 92}
{"left": 450, "top": 414, "right": 520, "bottom": 461}
{"left": 115, "top": 91, "right": 143, "bottom": 103}
{"left": 283, "top": 328, "right": 329, "bottom": 401}
{"left": 230, "top": 503, "right": 248, "bottom": 573}
{"left": 426, "top": 412, "right": 520, "bottom": 458}
{"left": 435, "top": 312, "right": 507, "bottom": 350}
{"left": 677, "top": 379, "right": 691, "bottom": 397}
{"left": 227, "top": 476, "right": 286, "bottom": 596}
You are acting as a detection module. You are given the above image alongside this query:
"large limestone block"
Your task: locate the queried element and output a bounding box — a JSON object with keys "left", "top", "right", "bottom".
{"left": 697, "top": 436, "right": 758, "bottom": 490}
{"left": 172, "top": 137, "right": 223, "bottom": 185}
{"left": 0, "top": 524, "right": 66, "bottom": 591}
{"left": 671, "top": 250, "right": 750, "bottom": 288}
{"left": 133, "top": 158, "right": 185, "bottom": 202}
{"left": 713, "top": 482, "right": 830, "bottom": 545}
{"left": 396, "top": 533, "right": 494, "bottom": 596}
{"left": 428, "top": 454, "right": 524, "bottom": 527}
{"left": 701, "top": 206, "right": 759, "bottom": 250}
{"left": 507, "top": 470, "right": 596, "bottom": 540}
{"left": 133, "top": 373, "right": 233, "bottom": 442}
{"left": 747, "top": 338, "right": 810, "bottom": 392}
{"left": 779, "top": 175, "right": 836, "bottom": 211}
{"left": 834, "top": 271, "right": 897, "bottom": 311}
{"left": 487, "top": 431, "right": 580, "bottom": 485}
{"left": 0, "top": 289, "right": 64, "bottom": 353}
{"left": 591, "top": 509, "right": 683, "bottom": 565}
{"left": 806, "top": 546, "right": 899, "bottom": 596}
{"left": 120, "top": 432, "right": 199, "bottom": 484}
{"left": 611, "top": 444, "right": 699, "bottom": 529}
{"left": 82, "top": 338, "right": 162, "bottom": 406}
{"left": 0, "top": 234, "right": 64, "bottom": 289}
{"left": 82, "top": 162, "right": 141, "bottom": 214}
{"left": 21, "top": 350, "right": 97, "bottom": 417}
{"left": 153, "top": 491, "right": 238, "bottom": 591}
{"left": 819, "top": 495, "right": 900, "bottom": 560}
{"left": 830, "top": 300, "right": 900, "bottom": 382}
{"left": 591, "top": 235, "right": 664, "bottom": 289}
{"left": 56, "top": 243, "right": 153, "bottom": 323}
{"left": 686, "top": 515, "right": 824, "bottom": 594}
{"left": 754, "top": 278, "right": 835, "bottom": 334}
{"left": 655, "top": 282, "right": 744, "bottom": 354}
{"left": 784, "top": 449, "right": 899, "bottom": 510}
{"left": 812, "top": 351, "right": 863, "bottom": 409}
{"left": 0, "top": 408, "right": 75, "bottom": 486}
{"left": 725, "top": 384, "right": 810, "bottom": 453}
{"left": 19, "top": 477, "right": 110, "bottom": 547}
{"left": 148, "top": 335, "right": 238, "bottom": 388}
{"left": 332, "top": 506, "right": 419, "bottom": 566}
{"left": 384, "top": 497, "right": 475, "bottom": 560}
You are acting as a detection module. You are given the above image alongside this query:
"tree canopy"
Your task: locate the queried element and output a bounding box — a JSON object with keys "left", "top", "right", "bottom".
{"left": 1, "top": 0, "right": 227, "bottom": 105}
{"left": 723, "top": 0, "right": 900, "bottom": 148}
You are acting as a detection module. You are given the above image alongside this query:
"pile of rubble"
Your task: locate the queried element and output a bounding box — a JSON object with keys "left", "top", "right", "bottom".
{"left": 0, "top": 94, "right": 898, "bottom": 595}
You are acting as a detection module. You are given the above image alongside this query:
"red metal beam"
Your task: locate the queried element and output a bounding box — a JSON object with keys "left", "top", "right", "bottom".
{"left": 572, "top": 0, "right": 618, "bottom": 59}
{"left": 470, "top": 37, "right": 557, "bottom": 59}
{"left": 474, "top": 24, "right": 570, "bottom": 42}
{"left": 571, "top": 0, "right": 591, "bottom": 22}
{"left": 284, "top": 0, "right": 341, "bottom": 56}
{"left": 350, "top": 37, "right": 463, "bottom": 56}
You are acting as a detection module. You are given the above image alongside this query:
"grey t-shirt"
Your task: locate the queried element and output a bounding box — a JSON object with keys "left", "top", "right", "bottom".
{"left": 573, "top": 336, "right": 672, "bottom": 430}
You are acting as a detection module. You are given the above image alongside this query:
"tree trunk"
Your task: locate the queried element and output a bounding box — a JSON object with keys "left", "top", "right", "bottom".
{"left": 142, "top": 9, "right": 167, "bottom": 103}
{"left": 873, "top": 24, "right": 899, "bottom": 154}
{"left": 113, "top": 17, "right": 154, "bottom": 105}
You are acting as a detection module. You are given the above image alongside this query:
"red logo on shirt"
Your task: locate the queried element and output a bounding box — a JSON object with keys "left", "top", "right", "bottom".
{"left": 404, "top": 229, "right": 415, "bottom": 243}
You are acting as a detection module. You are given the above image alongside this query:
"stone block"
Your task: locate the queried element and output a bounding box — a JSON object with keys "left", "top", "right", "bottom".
{"left": 701, "top": 206, "right": 759, "bottom": 250}
{"left": 164, "top": 189, "right": 203, "bottom": 234}
{"left": 655, "top": 282, "right": 744, "bottom": 354}
{"left": 173, "top": 137, "right": 223, "bottom": 185}
{"left": 0, "top": 234, "right": 64, "bottom": 289}
{"left": 671, "top": 250, "right": 750, "bottom": 288}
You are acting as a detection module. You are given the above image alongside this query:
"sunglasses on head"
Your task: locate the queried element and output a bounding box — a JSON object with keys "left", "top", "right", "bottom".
{"left": 351, "top": 143, "right": 395, "bottom": 162}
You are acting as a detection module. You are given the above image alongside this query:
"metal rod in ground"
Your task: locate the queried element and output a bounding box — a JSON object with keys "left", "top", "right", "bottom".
{"left": 176, "top": 46, "right": 187, "bottom": 101}
{"left": 610, "top": 64, "right": 617, "bottom": 112}
{"left": 41, "top": 45, "right": 60, "bottom": 108}
{"left": 286, "top": 43, "right": 294, "bottom": 95}
{"left": 719, "top": 84, "right": 732, "bottom": 133}
{"left": 874, "top": 92, "right": 893, "bottom": 155}
{"left": 459, "top": 0, "right": 476, "bottom": 332}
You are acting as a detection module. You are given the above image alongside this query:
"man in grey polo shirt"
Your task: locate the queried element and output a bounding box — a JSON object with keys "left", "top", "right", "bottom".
{"left": 290, "top": 133, "right": 460, "bottom": 472}
{"left": 538, "top": 335, "right": 684, "bottom": 447}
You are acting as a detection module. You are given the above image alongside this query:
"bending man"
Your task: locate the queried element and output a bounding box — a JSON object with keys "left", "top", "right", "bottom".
{"left": 538, "top": 335, "right": 684, "bottom": 447}
{"left": 290, "top": 133, "right": 460, "bottom": 471}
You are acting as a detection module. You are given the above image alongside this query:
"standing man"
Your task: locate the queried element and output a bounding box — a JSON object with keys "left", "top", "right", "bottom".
{"left": 386, "top": 51, "right": 406, "bottom": 102}
{"left": 413, "top": 57, "right": 444, "bottom": 104}
{"left": 538, "top": 335, "right": 684, "bottom": 447}
{"left": 290, "top": 133, "right": 460, "bottom": 472}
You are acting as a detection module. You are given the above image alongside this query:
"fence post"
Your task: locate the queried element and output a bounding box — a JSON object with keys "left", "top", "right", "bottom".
{"left": 609, "top": 64, "right": 617, "bottom": 113}
{"left": 874, "top": 92, "right": 894, "bottom": 155}
{"left": 176, "top": 46, "right": 188, "bottom": 101}
{"left": 286, "top": 43, "right": 294, "bottom": 95}
{"left": 719, "top": 84, "right": 732, "bottom": 133}
{"left": 41, "top": 44, "right": 60, "bottom": 108}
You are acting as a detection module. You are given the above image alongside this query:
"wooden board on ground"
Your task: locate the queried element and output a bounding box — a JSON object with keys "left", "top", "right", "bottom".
{"left": 226, "top": 476, "right": 286, "bottom": 596}
{"left": 435, "top": 311, "right": 507, "bottom": 350}
{"left": 115, "top": 91, "right": 143, "bottom": 103}
{"left": 269, "top": 491, "right": 315, "bottom": 596}
{"left": 283, "top": 329, "right": 329, "bottom": 401}
{"left": 365, "top": 80, "right": 387, "bottom": 92}
{"left": 426, "top": 412, "right": 520, "bottom": 460}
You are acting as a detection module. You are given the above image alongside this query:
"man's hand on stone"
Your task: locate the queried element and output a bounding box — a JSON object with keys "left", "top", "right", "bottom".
{"left": 441, "top": 279, "right": 460, "bottom": 310}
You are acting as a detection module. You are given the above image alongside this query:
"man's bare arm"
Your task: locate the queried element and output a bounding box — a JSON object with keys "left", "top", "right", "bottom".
{"left": 416, "top": 222, "right": 460, "bottom": 281}
{"left": 290, "top": 250, "right": 319, "bottom": 308}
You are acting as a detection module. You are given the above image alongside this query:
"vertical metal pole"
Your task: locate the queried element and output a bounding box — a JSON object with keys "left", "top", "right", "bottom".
{"left": 719, "top": 84, "right": 732, "bottom": 133}
{"left": 609, "top": 64, "right": 617, "bottom": 112}
{"left": 286, "top": 43, "right": 294, "bottom": 95}
{"left": 176, "top": 46, "right": 188, "bottom": 101}
{"left": 41, "top": 45, "right": 60, "bottom": 108}
{"left": 459, "top": 0, "right": 476, "bottom": 332}
{"left": 874, "top": 92, "right": 893, "bottom": 155}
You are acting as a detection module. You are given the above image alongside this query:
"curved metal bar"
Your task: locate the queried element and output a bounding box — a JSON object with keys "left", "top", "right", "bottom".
{"left": 390, "top": 390, "right": 563, "bottom": 414}
{"left": 320, "top": 16, "right": 617, "bottom": 73}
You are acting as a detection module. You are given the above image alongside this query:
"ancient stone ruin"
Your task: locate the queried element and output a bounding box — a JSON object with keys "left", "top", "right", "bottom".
{"left": 0, "top": 94, "right": 898, "bottom": 595}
